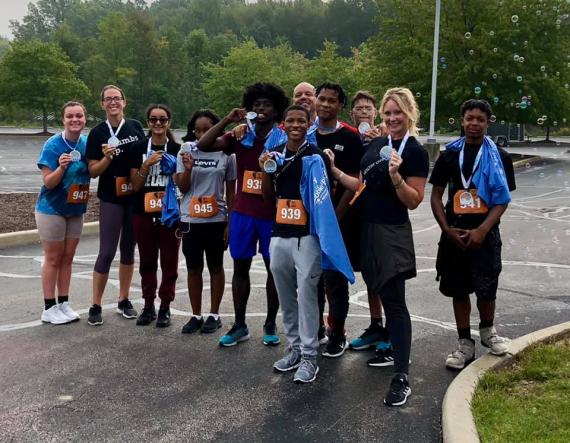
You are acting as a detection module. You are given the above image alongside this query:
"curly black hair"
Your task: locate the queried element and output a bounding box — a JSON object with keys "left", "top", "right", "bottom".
{"left": 460, "top": 99, "right": 493, "bottom": 120}
{"left": 182, "top": 109, "right": 221, "bottom": 142}
{"left": 316, "top": 81, "right": 347, "bottom": 107}
{"left": 242, "top": 82, "right": 290, "bottom": 123}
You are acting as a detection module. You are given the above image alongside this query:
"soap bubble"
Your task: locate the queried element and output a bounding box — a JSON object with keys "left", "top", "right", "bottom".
{"left": 442, "top": 63, "right": 448, "bottom": 69}
{"left": 493, "top": 96, "right": 499, "bottom": 103}
{"left": 448, "top": 118, "right": 455, "bottom": 125}
{"left": 519, "top": 57, "right": 525, "bottom": 63}
{"left": 516, "top": 75, "right": 523, "bottom": 82}
{"left": 415, "top": 92, "right": 421, "bottom": 98}
{"left": 525, "top": 162, "right": 531, "bottom": 168}
{"left": 489, "top": 30, "right": 495, "bottom": 36}
{"left": 537, "top": 117, "right": 545, "bottom": 125}
{"left": 511, "top": 14, "right": 519, "bottom": 23}
{"left": 556, "top": 19, "right": 562, "bottom": 25}
{"left": 490, "top": 115, "right": 497, "bottom": 123}
{"left": 465, "top": 32, "right": 472, "bottom": 39}
{"left": 513, "top": 54, "right": 520, "bottom": 62}
{"left": 536, "top": 10, "right": 541, "bottom": 16}
{"left": 553, "top": 121, "right": 558, "bottom": 126}
{"left": 520, "top": 101, "right": 528, "bottom": 109}
{"left": 565, "top": 84, "right": 569, "bottom": 89}
{"left": 539, "top": 172, "right": 545, "bottom": 178}
{"left": 540, "top": 65, "right": 546, "bottom": 71}
{"left": 440, "top": 56, "right": 446, "bottom": 63}
{"left": 474, "top": 86, "right": 481, "bottom": 94}
{"left": 492, "top": 73, "right": 498, "bottom": 79}
{"left": 515, "top": 103, "right": 520, "bottom": 108}
{"left": 500, "top": 120, "right": 505, "bottom": 125}
{"left": 493, "top": 47, "right": 498, "bottom": 53}
{"left": 542, "top": 115, "right": 547, "bottom": 120}
{"left": 469, "top": 49, "right": 474, "bottom": 55}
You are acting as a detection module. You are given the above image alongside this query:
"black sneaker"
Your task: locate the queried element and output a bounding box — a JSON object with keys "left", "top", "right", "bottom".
{"left": 117, "top": 299, "right": 137, "bottom": 319}
{"left": 87, "top": 305, "right": 103, "bottom": 326}
{"left": 136, "top": 307, "right": 157, "bottom": 326}
{"left": 200, "top": 315, "right": 222, "bottom": 333}
{"left": 322, "top": 332, "right": 346, "bottom": 358}
{"left": 182, "top": 316, "right": 204, "bottom": 334}
{"left": 367, "top": 347, "right": 395, "bottom": 367}
{"left": 384, "top": 373, "right": 411, "bottom": 407}
{"left": 156, "top": 308, "right": 171, "bottom": 328}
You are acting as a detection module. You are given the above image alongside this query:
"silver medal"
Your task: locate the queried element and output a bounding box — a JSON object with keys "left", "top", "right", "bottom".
{"left": 460, "top": 191, "right": 474, "bottom": 206}
{"left": 379, "top": 146, "right": 393, "bottom": 161}
{"left": 358, "top": 122, "right": 371, "bottom": 135}
{"left": 70, "top": 150, "right": 81, "bottom": 162}
{"left": 108, "top": 136, "right": 120, "bottom": 147}
{"left": 263, "top": 158, "right": 277, "bottom": 174}
{"left": 246, "top": 111, "right": 257, "bottom": 121}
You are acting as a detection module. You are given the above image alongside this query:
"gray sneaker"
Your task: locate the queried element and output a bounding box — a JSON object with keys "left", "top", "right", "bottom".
{"left": 273, "top": 349, "right": 301, "bottom": 372}
{"left": 445, "top": 338, "right": 475, "bottom": 370}
{"left": 480, "top": 326, "right": 509, "bottom": 355}
{"left": 293, "top": 358, "right": 319, "bottom": 383}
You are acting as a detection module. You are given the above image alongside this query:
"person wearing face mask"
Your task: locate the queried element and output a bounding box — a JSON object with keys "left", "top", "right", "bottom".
{"left": 325, "top": 87, "right": 429, "bottom": 407}
{"left": 86, "top": 85, "right": 145, "bottom": 326}
{"left": 35, "top": 101, "right": 91, "bottom": 325}
{"left": 430, "top": 99, "right": 515, "bottom": 370}
{"left": 197, "top": 82, "right": 290, "bottom": 348}
{"left": 128, "top": 104, "right": 181, "bottom": 328}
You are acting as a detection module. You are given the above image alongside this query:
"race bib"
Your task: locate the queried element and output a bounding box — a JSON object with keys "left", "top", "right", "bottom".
{"left": 144, "top": 191, "right": 164, "bottom": 213}
{"left": 453, "top": 189, "right": 488, "bottom": 214}
{"left": 190, "top": 195, "right": 219, "bottom": 218}
{"left": 115, "top": 177, "right": 133, "bottom": 196}
{"left": 67, "top": 184, "right": 89, "bottom": 204}
{"left": 242, "top": 170, "right": 263, "bottom": 195}
{"left": 276, "top": 199, "right": 307, "bottom": 226}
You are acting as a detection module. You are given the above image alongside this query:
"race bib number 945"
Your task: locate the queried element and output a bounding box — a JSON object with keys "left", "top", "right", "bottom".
{"left": 190, "top": 196, "right": 219, "bottom": 218}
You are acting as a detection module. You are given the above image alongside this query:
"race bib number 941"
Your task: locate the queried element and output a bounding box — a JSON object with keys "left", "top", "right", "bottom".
{"left": 453, "top": 189, "right": 489, "bottom": 214}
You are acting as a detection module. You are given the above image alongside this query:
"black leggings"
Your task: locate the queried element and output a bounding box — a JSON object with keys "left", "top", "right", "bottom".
{"left": 94, "top": 200, "right": 135, "bottom": 273}
{"left": 379, "top": 274, "right": 411, "bottom": 374}
{"left": 323, "top": 269, "right": 350, "bottom": 333}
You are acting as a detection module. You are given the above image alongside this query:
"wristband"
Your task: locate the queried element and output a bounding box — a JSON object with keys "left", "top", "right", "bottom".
{"left": 137, "top": 169, "right": 148, "bottom": 178}
{"left": 393, "top": 177, "right": 405, "bottom": 189}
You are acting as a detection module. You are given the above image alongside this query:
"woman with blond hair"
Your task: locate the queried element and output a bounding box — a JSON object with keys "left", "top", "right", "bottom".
{"left": 324, "top": 87, "right": 429, "bottom": 407}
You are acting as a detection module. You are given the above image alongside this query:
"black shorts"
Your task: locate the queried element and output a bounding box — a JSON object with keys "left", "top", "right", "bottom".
{"left": 435, "top": 226, "right": 502, "bottom": 300}
{"left": 181, "top": 222, "right": 227, "bottom": 271}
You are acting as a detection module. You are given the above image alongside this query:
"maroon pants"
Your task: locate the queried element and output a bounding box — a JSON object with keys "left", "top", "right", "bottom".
{"left": 133, "top": 214, "right": 180, "bottom": 309}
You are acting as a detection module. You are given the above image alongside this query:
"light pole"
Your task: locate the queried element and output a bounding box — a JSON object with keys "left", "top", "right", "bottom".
{"left": 427, "top": 0, "right": 441, "bottom": 145}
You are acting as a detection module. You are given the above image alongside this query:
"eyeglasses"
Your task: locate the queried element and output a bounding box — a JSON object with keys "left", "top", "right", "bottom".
{"left": 103, "top": 96, "right": 123, "bottom": 103}
{"left": 148, "top": 117, "right": 170, "bottom": 125}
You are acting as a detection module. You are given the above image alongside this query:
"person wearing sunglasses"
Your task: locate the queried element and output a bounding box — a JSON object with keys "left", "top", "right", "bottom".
{"left": 85, "top": 85, "right": 145, "bottom": 326}
{"left": 128, "top": 104, "right": 181, "bottom": 328}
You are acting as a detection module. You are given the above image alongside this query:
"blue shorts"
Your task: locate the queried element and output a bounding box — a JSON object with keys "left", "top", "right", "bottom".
{"left": 229, "top": 211, "right": 273, "bottom": 260}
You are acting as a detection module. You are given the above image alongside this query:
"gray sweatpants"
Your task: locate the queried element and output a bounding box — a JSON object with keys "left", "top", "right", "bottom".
{"left": 269, "top": 235, "right": 322, "bottom": 359}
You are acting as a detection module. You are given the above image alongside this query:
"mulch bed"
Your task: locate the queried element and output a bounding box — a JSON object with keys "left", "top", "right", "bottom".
{"left": 0, "top": 193, "right": 99, "bottom": 234}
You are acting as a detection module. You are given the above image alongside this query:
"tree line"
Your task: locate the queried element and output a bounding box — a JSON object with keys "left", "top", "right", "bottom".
{"left": 0, "top": 0, "right": 569, "bottom": 134}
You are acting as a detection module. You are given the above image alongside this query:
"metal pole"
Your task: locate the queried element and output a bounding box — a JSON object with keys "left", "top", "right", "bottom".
{"left": 428, "top": 0, "right": 441, "bottom": 144}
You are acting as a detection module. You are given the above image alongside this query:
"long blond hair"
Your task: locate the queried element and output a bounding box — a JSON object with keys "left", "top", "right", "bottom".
{"left": 380, "top": 87, "right": 420, "bottom": 136}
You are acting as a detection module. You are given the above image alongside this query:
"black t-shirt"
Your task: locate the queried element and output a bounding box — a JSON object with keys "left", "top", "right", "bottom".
{"left": 269, "top": 143, "right": 331, "bottom": 238}
{"left": 360, "top": 135, "right": 429, "bottom": 225}
{"left": 129, "top": 138, "right": 181, "bottom": 217}
{"left": 429, "top": 143, "right": 516, "bottom": 229}
{"left": 315, "top": 126, "right": 362, "bottom": 208}
{"left": 86, "top": 118, "right": 145, "bottom": 204}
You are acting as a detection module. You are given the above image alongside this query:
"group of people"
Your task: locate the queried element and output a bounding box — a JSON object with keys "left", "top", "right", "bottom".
{"left": 35, "top": 80, "right": 515, "bottom": 407}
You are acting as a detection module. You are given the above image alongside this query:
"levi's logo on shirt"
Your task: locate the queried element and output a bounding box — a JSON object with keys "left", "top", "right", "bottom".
{"left": 194, "top": 159, "right": 219, "bottom": 168}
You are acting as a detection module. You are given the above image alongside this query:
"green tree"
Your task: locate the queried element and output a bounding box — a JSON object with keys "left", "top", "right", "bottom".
{"left": 0, "top": 40, "right": 89, "bottom": 133}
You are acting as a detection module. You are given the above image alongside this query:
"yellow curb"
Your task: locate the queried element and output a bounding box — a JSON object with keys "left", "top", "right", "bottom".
{"left": 0, "top": 222, "right": 99, "bottom": 249}
{"left": 512, "top": 155, "right": 542, "bottom": 168}
{"left": 442, "top": 320, "right": 570, "bottom": 443}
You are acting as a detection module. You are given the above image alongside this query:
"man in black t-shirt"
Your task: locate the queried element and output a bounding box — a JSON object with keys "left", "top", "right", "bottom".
{"left": 311, "top": 82, "right": 363, "bottom": 358}
{"left": 430, "top": 99, "right": 516, "bottom": 370}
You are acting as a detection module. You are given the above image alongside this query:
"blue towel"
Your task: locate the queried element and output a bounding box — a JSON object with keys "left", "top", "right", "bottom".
{"left": 445, "top": 136, "right": 511, "bottom": 207}
{"left": 159, "top": 152, "right": 180, "bottom": 227}
{"left": 300, "top": 154, "right": 355, "bottom": 283}
{"left": 241, "top": 123, "right": 288, "bottom": 151}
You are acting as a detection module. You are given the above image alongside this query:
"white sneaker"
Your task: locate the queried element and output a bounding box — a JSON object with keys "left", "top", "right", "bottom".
{"left": 445, "top": 338, "right": 475, "bottom": 370}
{"left": 41, "top": 304, "right": 72, "bottom": 325}
{"left": 480, "top": 326, "right": 509, "bottom": 355}
{"left": 59, "top": 302, "right": 80, "bottom": 322}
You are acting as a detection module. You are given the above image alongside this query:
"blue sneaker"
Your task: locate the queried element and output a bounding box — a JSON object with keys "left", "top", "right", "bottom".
{"left": 349, "top": 325, "right": 386, "bottom": 350}
{"left": 263, "top": 322, "right": 281, "bottom": 346}
{"left": 375, "top": 339, "right": 392, "bottom": 352}
{"left": 219, "top": 323, "right": 250, "bottom": 347}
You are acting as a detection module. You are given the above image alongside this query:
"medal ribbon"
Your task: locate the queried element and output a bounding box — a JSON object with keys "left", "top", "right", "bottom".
{"left": 61, "top": 131, "right": 78, "bottom": 153}
{"left": 387, "top": 130, "right": 410, "bottom": 157}
{"left": 106, "top": 118, "right": 126, "bottom": 141}
{"left": 459, "top": 145, "right": 483, "bottom": 190}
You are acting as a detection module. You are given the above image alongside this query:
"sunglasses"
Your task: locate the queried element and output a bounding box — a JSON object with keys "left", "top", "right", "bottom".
{"left": 148, "top": 117, "right": 170, "bottom": 125}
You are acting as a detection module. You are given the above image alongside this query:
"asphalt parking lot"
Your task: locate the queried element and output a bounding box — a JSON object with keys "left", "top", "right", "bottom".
{"left": 0, "top": 135, "right": 569, "bottom": 441}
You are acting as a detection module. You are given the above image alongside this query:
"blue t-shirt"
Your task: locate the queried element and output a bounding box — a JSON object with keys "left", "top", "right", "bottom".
{"left": 35, "top": 133, "right": 91, "bottom": 216}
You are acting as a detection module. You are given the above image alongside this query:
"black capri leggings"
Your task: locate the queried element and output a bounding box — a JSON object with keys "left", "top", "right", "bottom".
{"left": 181, "top": 222, "right": 226, "bottom": 272}
{"left": 94, "top": 200, "right": 136, "bottom": 273}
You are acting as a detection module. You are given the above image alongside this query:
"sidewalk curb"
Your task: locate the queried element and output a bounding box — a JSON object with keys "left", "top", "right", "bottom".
{"left": 0, "top": 222, "right": 99, "bottom": 249}
{"left": 441, "top": 321, "right": 570, "bottom": 443}
{"left": 512, "top": 155, "right": 542, "bottom": 169}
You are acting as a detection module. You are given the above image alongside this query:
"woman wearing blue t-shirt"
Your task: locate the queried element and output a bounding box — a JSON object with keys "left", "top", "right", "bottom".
{"left": 325, "top": 87, "right": 429, "bottom": 407}
{"left": 35, "top": 101, "right": 91, "bottom": 325}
